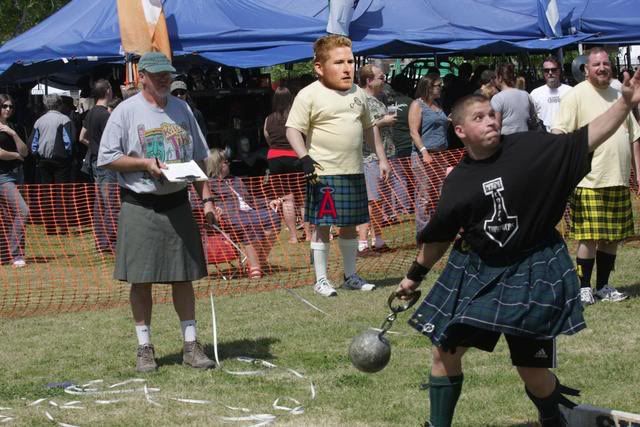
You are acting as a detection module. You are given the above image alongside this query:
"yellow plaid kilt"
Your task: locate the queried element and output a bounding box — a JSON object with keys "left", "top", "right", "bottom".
{"left": 568, "top": 186, "right": 634, "bottom": 241}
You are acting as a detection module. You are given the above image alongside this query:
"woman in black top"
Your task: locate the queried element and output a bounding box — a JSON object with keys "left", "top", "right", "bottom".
{"left": 0, "top": 94, "right": 29, "bottom": 267}
{"left": 263, "top": 87, "right": 306, "bottom": 243}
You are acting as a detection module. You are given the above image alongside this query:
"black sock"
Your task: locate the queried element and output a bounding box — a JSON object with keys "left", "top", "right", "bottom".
{"left": 576, "top": 257, "right": 594, "bottom": 288}
{"left": 595, "top": 251, "right": 616, "bottom": 291}
{"left": 429, "top": 374, "right": 464, "bottom": 427}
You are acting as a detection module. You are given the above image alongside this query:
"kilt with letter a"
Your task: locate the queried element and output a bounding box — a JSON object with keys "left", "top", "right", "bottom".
{"left": 569, "top": 186, "right": 634, "bottom": 241}
{"left": 409, "top": 237, "right": 586, "bottom": 351}
{"left": 305, "top": 174, "right": 369, "bottom": 226}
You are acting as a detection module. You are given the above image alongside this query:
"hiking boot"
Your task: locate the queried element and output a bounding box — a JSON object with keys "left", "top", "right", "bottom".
{"left": 314, "top": 277, "right": 338, "bottom": 297}
{"left": 580, "top": 287, "right": 595, "bottom": 306}
{"left": 136, "top": 344, "right": 158, "bottom": 373}
{"left": 183, "top": 341, "right": 216, "bottom": 369}
{"left": 342, "top": 274, "right": 376, "bottom": 291}
{"left": 594, "top": 285, "right": 628, "bottom": 302}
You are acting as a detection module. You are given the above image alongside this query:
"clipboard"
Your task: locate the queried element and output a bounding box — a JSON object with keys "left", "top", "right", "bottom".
{"left": 161, "top": 160, "right": 209, "bottom": 183}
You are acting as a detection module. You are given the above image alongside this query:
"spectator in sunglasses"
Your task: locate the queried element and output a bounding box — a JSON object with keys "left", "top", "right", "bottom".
{"left": 530, "top": 56, "right": 572, "bottom": 131}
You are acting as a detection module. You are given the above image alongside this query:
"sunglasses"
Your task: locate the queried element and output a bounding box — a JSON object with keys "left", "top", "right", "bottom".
{"left": 172, "top": 90, "right": 187, "bottom": 96}
{"left": 543, "top": 68, "right": 559, "bottom": 74}
{"left": 1, "top": 104, "right": 14, "bottom": 110}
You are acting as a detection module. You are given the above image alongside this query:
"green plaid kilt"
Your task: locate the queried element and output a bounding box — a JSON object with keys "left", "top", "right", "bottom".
{"left": 305, "top": 174, "right": 369, "bottom": 226}
{"left": 409, "top": 237, "right": 586, "bottom": 350}
{"left": 569, "top": 186, "right": 634, "bottom": 241}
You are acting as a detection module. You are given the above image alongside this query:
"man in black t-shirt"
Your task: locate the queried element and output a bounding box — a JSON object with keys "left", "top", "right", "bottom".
{"left": 393, "top": 69, "right": 640, "bottom": 427}
{"left": 79, "top": 79, "right": 117, "bottom": 252}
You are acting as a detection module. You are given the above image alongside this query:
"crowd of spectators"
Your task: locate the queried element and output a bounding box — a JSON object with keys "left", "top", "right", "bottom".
{"left": 1, "top": 50, "right": 638, "bottom": 295}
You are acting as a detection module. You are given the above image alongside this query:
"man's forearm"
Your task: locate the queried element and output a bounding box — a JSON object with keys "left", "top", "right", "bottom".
{"left": 367, "top": 126, "right": 389, "bottom": 163}
{"left": 416, "top": 241, "right": 451, "bottom": 268}
{"left": 286, "top": 127, "right": 308, "bottom": 158}
{"left": 103, "top": 155, "right": 150, "bottom": 172}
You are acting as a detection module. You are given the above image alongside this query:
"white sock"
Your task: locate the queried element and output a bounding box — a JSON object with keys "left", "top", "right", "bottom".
{"left": 311, "top": 241, "right": 329, "bottom": 281}
{"left": 135, "top": 325, "right": 151, "bottom": 346}
{"left": 358, "top": 240, "right": 369, "bottom": 251}
{"left": 180, "top": 320, "right": 197, "bottom": 342}
{"left": 338, "top": 238, "right": 358, "bottom": 278}
{"left": 374, "top": 236, "right": 386, "bottom": 249}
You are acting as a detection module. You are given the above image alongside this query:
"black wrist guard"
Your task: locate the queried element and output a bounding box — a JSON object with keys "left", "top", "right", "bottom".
{"left": 406, "top": 261, "right": 430, "bottom": 282}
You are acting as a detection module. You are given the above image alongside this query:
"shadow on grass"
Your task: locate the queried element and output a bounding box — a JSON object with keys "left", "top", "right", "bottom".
{"left": 156, "top": 337, "right": 280, "bottom": 367}
{"left": 620, "top": 282, "right": 640, "bottom": 298}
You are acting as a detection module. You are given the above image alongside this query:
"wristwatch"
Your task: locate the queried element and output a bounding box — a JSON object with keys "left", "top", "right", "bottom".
{"left": 202, "top": 196, "right": 215, "bottom": 206}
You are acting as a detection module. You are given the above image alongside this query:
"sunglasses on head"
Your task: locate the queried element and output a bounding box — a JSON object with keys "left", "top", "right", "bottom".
{"left": 543, "top": 67, "right": 559, "bottom": 74}
{"left": 1, "top": 104, "right": 13, "bottom": 110}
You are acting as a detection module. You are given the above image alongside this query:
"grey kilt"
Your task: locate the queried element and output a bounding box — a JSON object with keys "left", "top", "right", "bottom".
{"left": 409, "top": 237, "right": 586, "bottom": 350}
{"left": 114, "top": 190, "right": 207, "bottom": 284}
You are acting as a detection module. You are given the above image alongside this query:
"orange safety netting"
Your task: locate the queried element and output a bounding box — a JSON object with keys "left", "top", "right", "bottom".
{"left": 0, "top": 150, "right": 639, "bottom": 318}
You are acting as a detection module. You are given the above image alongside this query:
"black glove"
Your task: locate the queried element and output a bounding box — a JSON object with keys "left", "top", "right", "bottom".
{"left": 301, "top": 155, "right": 323, "bottom": 185}
{"left": 205, "top": 211, "right": 219, "bottom": 228}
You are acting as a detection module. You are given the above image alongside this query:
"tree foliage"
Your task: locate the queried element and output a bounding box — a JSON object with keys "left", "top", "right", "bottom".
{"left": 0, "top": 0, "right": 71, "bottom": 44}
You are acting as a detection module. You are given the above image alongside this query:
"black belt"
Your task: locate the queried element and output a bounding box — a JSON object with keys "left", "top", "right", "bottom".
{"left": 120, "top": 187, "right": 188, "bottom": 212}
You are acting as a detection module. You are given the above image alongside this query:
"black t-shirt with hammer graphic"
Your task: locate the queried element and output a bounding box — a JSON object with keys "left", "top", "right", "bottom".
{"left": 418, "top": 126, "right": 591, "bottom": 266}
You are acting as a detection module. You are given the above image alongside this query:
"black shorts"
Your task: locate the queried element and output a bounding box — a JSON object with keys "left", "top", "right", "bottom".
{"left": 446, "top": 325, "right": 556, "bottom": 368}
{"left": 267, "top": 156, "right": 304, "bottom": 202}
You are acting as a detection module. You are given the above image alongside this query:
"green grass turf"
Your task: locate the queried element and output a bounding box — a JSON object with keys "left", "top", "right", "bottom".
{"left": 0, "top": 231, "right": 639, "bottom": 425}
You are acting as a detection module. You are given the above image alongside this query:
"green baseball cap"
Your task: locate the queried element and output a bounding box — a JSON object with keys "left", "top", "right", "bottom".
{"left": 138, "top": 52, "right": 176, "bottom": 73}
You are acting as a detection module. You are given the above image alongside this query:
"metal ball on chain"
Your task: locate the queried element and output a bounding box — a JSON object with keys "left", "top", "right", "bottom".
{"left": 349, "top": 291, "right": 421, "bottom": 373}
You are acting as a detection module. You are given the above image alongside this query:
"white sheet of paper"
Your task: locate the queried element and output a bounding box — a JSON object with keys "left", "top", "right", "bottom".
{"left": 160, "top": 160, "right": 208, "bottom": 182}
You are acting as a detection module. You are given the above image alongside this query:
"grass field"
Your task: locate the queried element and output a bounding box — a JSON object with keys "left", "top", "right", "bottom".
{"left": 0, "top": 227, "right": 639, "bottom": 426}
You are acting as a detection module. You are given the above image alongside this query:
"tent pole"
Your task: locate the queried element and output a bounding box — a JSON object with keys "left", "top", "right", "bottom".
{"left": 626, "top": 46, "right": 632, "bottom": 70}
{"left": 556, "top": 48, "right": 564, "bottom": 65}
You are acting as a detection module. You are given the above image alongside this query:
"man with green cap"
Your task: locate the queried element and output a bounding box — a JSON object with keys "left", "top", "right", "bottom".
{"left": 98, "top": 51, "right": 216, "bottom": 372}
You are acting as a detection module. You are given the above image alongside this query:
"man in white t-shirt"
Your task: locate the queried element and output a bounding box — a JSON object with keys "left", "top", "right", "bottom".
{"left": 530, "top": 56, "right": 572, "bottom": 131}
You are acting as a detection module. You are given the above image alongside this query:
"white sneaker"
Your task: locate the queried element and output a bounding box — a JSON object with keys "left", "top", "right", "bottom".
{"left": 342, "top": 274, "right": 376, "bottom": 291}
{"left": 580, "top": 287, "right": 595, "bottom": 305}
{"left": 314, "top": 277, "right": 337, "bottom": 297}
{"left": 594, "top": 285, "right": 628, "bottom": 302}
{"left": 11, "top": 257, "right": 26, "bottom": 268}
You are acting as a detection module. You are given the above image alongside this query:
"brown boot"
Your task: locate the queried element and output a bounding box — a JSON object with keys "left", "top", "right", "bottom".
{"left": 136, "top": 344, "right": 158, "bottom": 373}
{"left": 183, "top": 341, "right": 216, "bottom": 369}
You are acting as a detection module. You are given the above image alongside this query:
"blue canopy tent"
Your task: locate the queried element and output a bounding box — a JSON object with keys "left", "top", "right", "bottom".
{"left": 567, "top": 0, "right": 640, "bottom": 44}
{"left": 0, "top": 0, "right": 596, "bottom": 85}
{"left": 259, "top": 0, "right": 591, "bottom": 54}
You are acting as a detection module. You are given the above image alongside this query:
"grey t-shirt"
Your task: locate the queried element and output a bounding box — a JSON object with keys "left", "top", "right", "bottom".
{"left": 97, "top": 93, "right": 209, "bottom": 195}
{"left": 491, "top": 88, "right": 531, "bottom": 135}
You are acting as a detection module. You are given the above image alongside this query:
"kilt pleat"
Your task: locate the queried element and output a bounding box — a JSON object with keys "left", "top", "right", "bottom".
{"left": 305, "top": 174, "right": 369, "bottom": 226}
{"left": 409, "top": 239, "right": 586, "bottom": 349}
{"left": 569, "top": 186, "right": 634, "bottom": 241}
{"left": 114, "top": 200, "right": 207, "bottom": 284}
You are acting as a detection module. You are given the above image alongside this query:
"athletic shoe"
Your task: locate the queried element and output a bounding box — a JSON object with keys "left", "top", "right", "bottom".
{"left": 136, "top": 344, "right": 158, "bottom": 373}
{"left": 11, "top": 257, "right": 26, "bottom": 268}
{"left": 580, "top": 287, "right": 595, "bottom": 306}
{"left": 357, "top": 247, "right": 380, "bottom": 258}
{"left": 183, "top": 341, "right": 216, "bottom": 369}
{"left": 373, "top": 243, "right": 392, "bottom": 253}
{"left": 594, "top": 285, "right": 628, "bottom": 302}
{"left": 314, "top": 277, "right": 337, "bottom": 297}
{"left": 342, "top": 274, "right": 376, "bottom": 291}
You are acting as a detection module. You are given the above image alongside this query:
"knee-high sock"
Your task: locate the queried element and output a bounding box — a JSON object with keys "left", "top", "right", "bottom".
{"left": 576, "top": 257, "right": 594, "bottom": 288}
{"left": 429, "top": 374, "right": 464, "bottom": 427}
{"left": 310, "top": 241, "right": 329, "bottom": 281}
{"left": 595, "top": 251, "right": 616, "bottom": 291}
{"left": 338, "top": 238, "right": 358, "bottom": 278}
